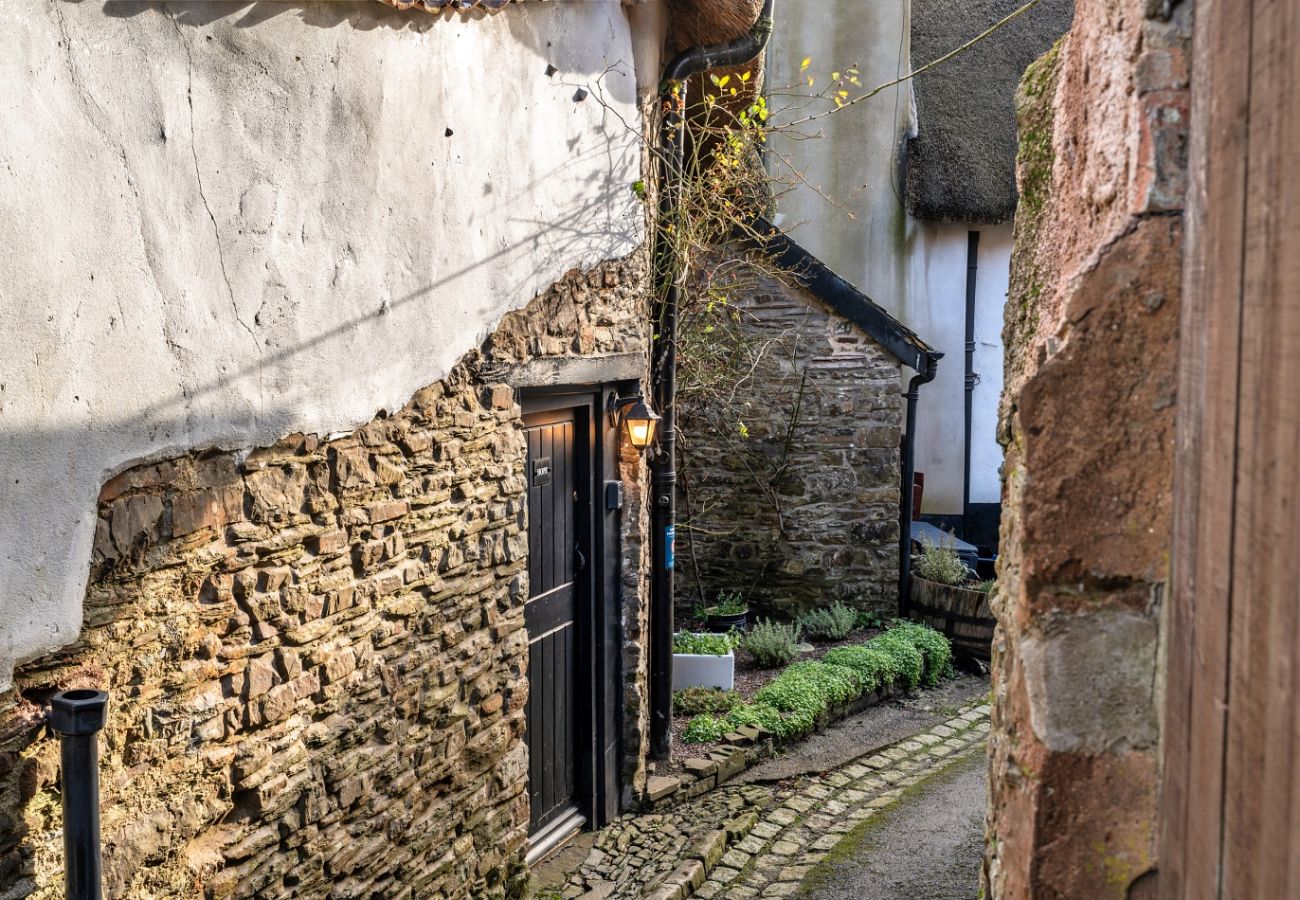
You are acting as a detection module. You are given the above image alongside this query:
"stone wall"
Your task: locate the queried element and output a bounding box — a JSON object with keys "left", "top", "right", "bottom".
{"left": 0, "top": 256, "right": 651, "bottom": 900}
{"left": 0, "top": 0, "right": 649, "bottom": 689}
{"left": 676, "top": 265, "right": 904, "bottom": 618}
{"left": 985, "top": 1, "right": 1190, "bottom": 896}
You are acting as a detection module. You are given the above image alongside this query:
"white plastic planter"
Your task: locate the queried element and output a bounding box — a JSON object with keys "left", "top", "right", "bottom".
{"left": 672, "top": 641, "right": 735, "bottom": 691}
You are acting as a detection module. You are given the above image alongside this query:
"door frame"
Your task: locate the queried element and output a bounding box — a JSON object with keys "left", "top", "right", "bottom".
{"left": 521, "top": 383, "right": 626, "bottom": 853}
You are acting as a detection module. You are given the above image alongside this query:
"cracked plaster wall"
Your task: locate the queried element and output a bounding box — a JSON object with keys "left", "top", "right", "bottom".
{"left": 0, "top": 0, "right": 651, "bottom": 690}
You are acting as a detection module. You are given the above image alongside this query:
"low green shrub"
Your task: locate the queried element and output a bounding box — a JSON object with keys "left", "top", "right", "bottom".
{"left": 677, "top": 623, "right": 954, "bottom": 751}
{"left": 867, "top": 628, "right": 925, "bottom": 690}
{"left": 741, "top": 619, "right": 802, "bottom": 668}
{"left": 798, "top": 602, "right": 858, "bottom": 642}
{"left": 682, "top": 714, "right": 729, "bottom": 744}
{"left": 752, "top": 660, "right": 864, "bottom": 735}
{"left": 887, "top": 620, "right": 955, "bottom": 687}
{"left": 974, "top": 579, "right": 997, "bottom": 594}
{"left": 822, "top": 644, "right": 903, "bottom": 692}
{"left": 726, "top": 701, "right": 804, "bottom": 739}
{"left": 912, "top": 537, "right": 971, "bottom": 586}
{"left": 854, "top": 609, "right": 885, "bottom": 631}
{"left": 673, "top": 686, "right": 742, "bottom": 717}
{"left": 673, "top": 631, "right": 737, "bottom": 656}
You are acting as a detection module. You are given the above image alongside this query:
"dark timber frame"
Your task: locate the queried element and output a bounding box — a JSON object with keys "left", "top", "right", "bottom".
{"left": 521, "top": 383, "right": 628, "bottom": 862}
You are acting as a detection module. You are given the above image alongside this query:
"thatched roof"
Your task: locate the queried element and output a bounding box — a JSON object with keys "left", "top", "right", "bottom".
{"left": 905, "top": 0, "right": 1073, "bottom": 223}
{"left": 666, "top": 0, "right": 769, "bottom": 167}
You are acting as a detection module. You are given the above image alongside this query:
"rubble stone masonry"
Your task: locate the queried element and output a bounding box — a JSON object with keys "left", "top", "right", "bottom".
{"left": 0, "top": 255, "right": 650, "bottom": 899}
{"left": 986, "top": 0, "right": 1190, "bottom": 896}
{"left": 676, "top": 265, "right": 904, "bottom": 617}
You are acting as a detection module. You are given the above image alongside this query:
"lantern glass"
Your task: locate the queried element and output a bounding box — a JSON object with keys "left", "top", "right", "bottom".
{"left": 616, "top": 396, "right": 659, "bottom": 451}
{"left": 626, "top": 416, "right": 656, "bottom": 449}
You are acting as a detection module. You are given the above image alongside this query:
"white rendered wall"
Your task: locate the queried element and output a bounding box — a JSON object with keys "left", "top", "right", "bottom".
{"left": 969, "top": 226, "right": 1013, "bottom": 505}
{"left": 905, "top": 223, "right": 969, "bottom": 516}
{"left": 767, "top": 2, "right": 1011, "bottom": 519}
{"left": 0, "top": 0, "right": 650, "bottom": 690}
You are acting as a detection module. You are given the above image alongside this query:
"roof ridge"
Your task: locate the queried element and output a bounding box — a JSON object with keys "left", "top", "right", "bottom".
{"left": 735, "top": 216, "right": 941, "bottom": 374}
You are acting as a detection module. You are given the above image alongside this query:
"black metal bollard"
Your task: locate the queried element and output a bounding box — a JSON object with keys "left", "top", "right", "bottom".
{"left": 49, "top": 689, "right": 109, "bottom": 900}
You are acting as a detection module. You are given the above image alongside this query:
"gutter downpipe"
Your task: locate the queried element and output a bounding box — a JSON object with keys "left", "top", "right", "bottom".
{"left": 898, "top": 352, "right": 941, "bottom": 616}
{"left": 962, "top": 231, "right": 979, "bottom": 540}
{"left": 649, "top": 0, "right": 776, "bottom": 761}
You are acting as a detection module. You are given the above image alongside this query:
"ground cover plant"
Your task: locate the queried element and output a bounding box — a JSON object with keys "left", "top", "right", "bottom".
{"left": 673, "top": 686, "right": 743, "bottom": 717}
{"left": 740, "top": 618, "right": 802, "bottom": 668}
{"left": 682, "top": 621, "right": 953, "bottom": 743}
{"left": 673, "top": 631, "right": 739, "bottom": 656}
{"left": 798, "top": 602, "right": 858, "bottom": 642}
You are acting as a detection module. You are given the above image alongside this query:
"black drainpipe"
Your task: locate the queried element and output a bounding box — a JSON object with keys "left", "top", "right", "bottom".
{"left": 962, "top": 230, "right": 979, "bottom": 540}
{"left": 50, "top": 689, "right": 109, "bottom": 900}
{"left": 649, "top": 0, "right": 776, "bottom": 761}
{"left": 898, "top": 352, "right": 941, "bottom": 616}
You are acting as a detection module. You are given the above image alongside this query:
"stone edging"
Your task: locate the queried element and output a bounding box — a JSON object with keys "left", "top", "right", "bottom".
{"left": 641, "top": 683, "right": 904, "bottom": 811}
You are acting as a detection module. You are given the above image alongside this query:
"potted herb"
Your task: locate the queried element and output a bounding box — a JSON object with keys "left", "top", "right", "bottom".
{"left": 671, "top": 631, "right": 737, "bottom": 691}
{"left": 700, "top": 590, "right": 749, "bottom": 632}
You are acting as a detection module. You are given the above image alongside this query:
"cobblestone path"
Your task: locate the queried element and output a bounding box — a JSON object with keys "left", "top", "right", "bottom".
{"left": 542, "top": 698, "right": 990, "bottom": 900}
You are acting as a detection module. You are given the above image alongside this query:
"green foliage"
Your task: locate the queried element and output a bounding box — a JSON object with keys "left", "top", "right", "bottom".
{"left": 867, "top": 628, "right": 925, "bottom": 690}
{"left": 672, "top": 631, "right": 737, "bottom": 656}
{"left": 673, "top": 686, "right": 742, "bottom": 717}
{"left": 706, "top": 590, "right": 748, "bottom": 616}
{"left": 798, "top": 602, "right": 857, "bottom": 642}
{"left": 822, "top": 644, "right": 903, "bottom": 692}
{"left": 679, "top": 623, "right": 955, "bottom": 749}
{"left": 682, "top": 714, "right": 729, "bottom": 744}
{"left": 725, "top": 701, "right": 800, "bottom": 739}
{"left": 887, "top": 620, "right": 955, "bottom": 687}
{"left": 854, "top": 609, "right": 885, "bottom": 631}
{"left": 740, "top": 618, "right": 802, "bottom": 668}
{"left": 912, "top": 536, "right": 971, "bottom": 586}
{"left": 974, "top": 579, "right": 997, "bottom": 594}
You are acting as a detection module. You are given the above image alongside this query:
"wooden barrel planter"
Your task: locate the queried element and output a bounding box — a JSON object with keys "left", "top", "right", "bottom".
{"left": 908, "top": 576, "right": 996, "bottom": 661}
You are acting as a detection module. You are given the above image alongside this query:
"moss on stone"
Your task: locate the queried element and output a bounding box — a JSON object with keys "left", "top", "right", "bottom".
{"left": 1001, "top": 37, "right": 1065, "bottom": 443}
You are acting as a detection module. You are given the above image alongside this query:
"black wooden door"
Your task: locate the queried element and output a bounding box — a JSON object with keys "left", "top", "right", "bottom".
{"left": 524, "top": 408, "right": 586, "bottom": 837}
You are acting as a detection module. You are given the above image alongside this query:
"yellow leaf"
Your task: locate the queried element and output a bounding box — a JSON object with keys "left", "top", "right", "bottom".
{"left": 717, "top": 74, "right": 730, "bottom": 88}
{"left": 800, "top": 56, "right": 812, "bottom": 71}
{"left": 832, "top": 71, "right": 841, "bottom": 81}
{"left": 807, "top": 75, "right": 815, "bottom": 87}
{"left": 741, "top": 71, "right": 752, "bottom": 82}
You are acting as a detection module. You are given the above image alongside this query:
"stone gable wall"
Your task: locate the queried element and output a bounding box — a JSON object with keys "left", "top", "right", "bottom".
{"left": 0, "top": 255, "right": 650, "bottom": 900}
{"left": 676, "top": 265, "right": 904, "bottom": 617}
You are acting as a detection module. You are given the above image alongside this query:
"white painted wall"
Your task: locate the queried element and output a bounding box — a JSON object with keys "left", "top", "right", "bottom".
{"left": 970, "top": 226, "right": 1013, "bottom": 505}
{"left": 767, "top": 1, "right": 1011, "bottom": 521}
{"left": 0, "top": 0, "right": 653, "bottom": 690}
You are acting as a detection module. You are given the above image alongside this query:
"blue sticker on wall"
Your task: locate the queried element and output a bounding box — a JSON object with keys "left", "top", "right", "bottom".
{"left": 665, "top": 525, "right": 676, "bottom": 570}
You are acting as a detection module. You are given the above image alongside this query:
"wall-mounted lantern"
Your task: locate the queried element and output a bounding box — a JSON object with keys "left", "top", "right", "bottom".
{"left": 608, "top": 393, "right": 660, "bottom": 451}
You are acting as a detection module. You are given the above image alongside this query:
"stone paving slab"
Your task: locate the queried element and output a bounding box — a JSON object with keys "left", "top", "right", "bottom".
{"left": 535, "top": 697, "right": 990, "bottom": 900}
{"left": 696, "top": 699, "right": 989, "bottom": 899}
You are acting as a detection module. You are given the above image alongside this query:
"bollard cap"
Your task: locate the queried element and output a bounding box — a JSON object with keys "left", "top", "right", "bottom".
{"left": 49, "top": 689, "right": 109, "bottom": 736}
